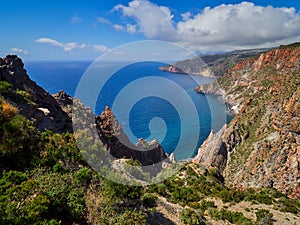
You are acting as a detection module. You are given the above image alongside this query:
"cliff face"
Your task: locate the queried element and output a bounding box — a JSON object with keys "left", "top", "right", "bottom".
{"left": 161, "top": 48, "right": 269, "bottom": 77}
{"left": 0, "top": 55, "right": 169, "bottom": 168}
{"left": 0, "top": 55, "right": 71, "bottom": 133}
{"left": 95, "top": 106, "right": 168, "bottom": 166}
{"left": 194, "top": 43, "right": 300, "bottom": 198}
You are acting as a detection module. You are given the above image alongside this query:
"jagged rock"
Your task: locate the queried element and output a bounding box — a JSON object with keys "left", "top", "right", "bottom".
{"left": 193, "top": 125, "right": 228, "bottom": 172}
{"left": 95, "top": 106, "right": 168, "bottom": 166}
{"left": 0, "top": 55, "right": 71, "bottom": 133}
{"left": 53, "top": 90, "right": 73, "bottom": 116}
{"left": 193, "top": 43, "right": 300, "bottom": 198}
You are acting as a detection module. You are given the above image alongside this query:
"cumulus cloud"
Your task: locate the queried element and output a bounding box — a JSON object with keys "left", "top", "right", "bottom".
{"left": 113, "top": 0, "right": 178, "bottom": 41}
{"left": 113, "top": 1, "right": 300, "bottom": 51}
{"left": 35, "top": 38, "right": 109, "bottom": 53}
{"left": 177, "top": 2, "right": 300, "bottom": 50}
{"left": 181, "top": 12, "right": 191, "bottom": 21}
{"left": 10, "top": 48, "right": 28, "bottom": 55}
{"left": 126, "top": 24, "right": 137, "bottom": 34}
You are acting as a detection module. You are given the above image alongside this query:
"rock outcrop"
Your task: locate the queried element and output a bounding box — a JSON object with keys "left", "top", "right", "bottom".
{"left": 193, "top": 43, "right": 300, "bottom": 198}
{"left": 159, "top": 65, "right": 187, "bottom": 74}
{"left": 193, "top": 125, "right": 228, "bottom": 172}
{"left": 0, "top": 55, "right": 71, "bottom": 133}
{"left": 95, "top": 106, "right": 168, "bottom": 166}
{"left": 53, "top": 90, "right": 73, "bottom": 117}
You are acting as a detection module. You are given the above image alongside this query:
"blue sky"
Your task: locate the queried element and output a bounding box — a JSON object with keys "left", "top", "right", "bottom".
{"left": 1, "top": 0, "right": 300, "bottom": 60}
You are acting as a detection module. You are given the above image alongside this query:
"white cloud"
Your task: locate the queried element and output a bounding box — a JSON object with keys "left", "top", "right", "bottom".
{"left": 126, "top": 24, "right": 137, "bottom": 34}
{"left": 177, "top": 2, "right": 300, "bottom": 50}
{"left": 97, "top": 17, "right": 111, "bottom": 24}
{"left": 10, "top": 48, "right": 28, "bottom": 55}
{"left": 181, "top": 12, "right": 191, "bottom": 21}
{"left": 114, "top": 24, "right": 125, "bottom": 31}
{"left": 113, "top": 1, "right": 300, "bottom": 51}
{"left": 71, "top": 16, "right": 82, "bottom": 24}
{"left": 36, "top": 38, "right": 63, "bottom": 47}
{"left": 92, "top": 44, "right": 109, "bottom": 52}
{"left": 35, "top": 37, "right": 109, "bottom": 53}
{"left": 113, "top": 0, "right": 178, "bottom": 40}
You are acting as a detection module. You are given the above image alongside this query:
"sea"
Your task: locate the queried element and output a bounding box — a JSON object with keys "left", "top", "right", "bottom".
{"left": 25, "top": 60, "right": 232, "bottom": 160}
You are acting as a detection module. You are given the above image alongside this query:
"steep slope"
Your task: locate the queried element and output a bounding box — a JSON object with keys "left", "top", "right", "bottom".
{"left": 95, "top": 106, "right": 168, "bottom": 166}
{"left": 160, "top": 48, "right": 270, "bottom": 77}
{"left": 0, "top": 55, "right": 71, "bottom": 132}
{"left": 194, "top": 43, "right": 300, "bottom": 198}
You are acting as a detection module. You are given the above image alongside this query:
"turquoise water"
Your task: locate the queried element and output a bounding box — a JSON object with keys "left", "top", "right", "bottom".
{"left": 25, "top": 61, "right": 231, "bottom": 160}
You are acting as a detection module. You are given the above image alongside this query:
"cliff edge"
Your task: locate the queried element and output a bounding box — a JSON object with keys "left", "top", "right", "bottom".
{"left": 194, "top": 43, "right": 300, "bottom": 198}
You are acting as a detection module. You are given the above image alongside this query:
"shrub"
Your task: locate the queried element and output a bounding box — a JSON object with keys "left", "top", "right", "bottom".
{"left": 277, "top": 197, "right": 300, "bottom": 214}
{"left": 180, "top": 208, "right": 204, "bottom": 225}
{"left": 2, "top": 101, "right": 18, "bottom": 121}
{"left": 156, "top": 183, "right": 167, "bottom": 196}
{"left": 114, "top": 209, "right": 147, "bottom": 225}
{"left": 0, "top": 81, "right": 13, "bottom": 92}
{"left": 0, "top": 172, "right": 51, "bottom": 225}
{"left": 74, "top": 167, "right": 92, "bottom": 184}
{"left": 209, "top": 208, "right": 254, "bottom": 225}
{"left": 143, "top": 193, "right": 157, "bottom": 208}
{"left": 255, "top": 209, "right": 274, "bottom": 225}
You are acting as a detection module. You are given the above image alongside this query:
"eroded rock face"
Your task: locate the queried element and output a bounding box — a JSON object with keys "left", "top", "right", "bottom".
{"left": 53, "top": 90, "right": 73, "bottom": 116}
{"left": 0, "top": 55, "right": 71, "bottom": 133}
{"left": 193, "top": 125, "right": 228, "bottom": 172}
{"left": 95, "top": 106, "right": 168, "bottom": 166}
{"left": 193, "top": 43, "right": 300, "bottom": 198}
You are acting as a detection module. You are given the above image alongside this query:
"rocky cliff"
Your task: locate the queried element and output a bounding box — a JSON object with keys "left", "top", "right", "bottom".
{"left": 161, "top": 48, "right": 270, "bottom": 77}
{"left": 0, "top": 56, "right": 169, "bottom": 168}
{"left": 0, "top": 55, "right": 71, "bottom": 133}
{"left": 194, "top": 43, "right": 300, "bottom": 198}
{"left": 95, "top": 106, "right": 168, "bottom": 166}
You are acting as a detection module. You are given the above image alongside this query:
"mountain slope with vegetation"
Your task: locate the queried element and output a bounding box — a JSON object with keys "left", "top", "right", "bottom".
{"left": 160, "top": 48, "right": 270, "bottom": 77}
{"left": 0, "top": 52, "right": 299, "bottom": 224}
{"left": 194, "top": 42, "right": 300, "bottom": 199}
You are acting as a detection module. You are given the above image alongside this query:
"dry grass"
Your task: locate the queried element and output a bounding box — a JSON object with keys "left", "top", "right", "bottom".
{"left": 2, "top": 101, "right": 18, "bottom": 121}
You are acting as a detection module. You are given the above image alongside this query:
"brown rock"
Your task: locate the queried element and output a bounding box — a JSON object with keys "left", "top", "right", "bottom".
{"left": 95, "top": 106, "right": 168, "bottom": 166}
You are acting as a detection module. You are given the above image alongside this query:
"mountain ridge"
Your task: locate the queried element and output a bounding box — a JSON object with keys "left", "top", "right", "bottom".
{"left": 194, "top": 42, "right": 300, "bottom": 198}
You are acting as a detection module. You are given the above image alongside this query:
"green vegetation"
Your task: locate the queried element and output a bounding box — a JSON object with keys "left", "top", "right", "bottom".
{"left": 255, "top": 209, "right": 274, "bottom": 225}
{"left": 0, "top": 77, "right": 299, "bottom": 224}
{"left": 208, "top": 208, "right": 253, "bottom": 224}
{"left": 0, "top": 81, "right": 13, "bottom": 92}
{"left": 180, "top": 208, "right": 204, "bottom": 225}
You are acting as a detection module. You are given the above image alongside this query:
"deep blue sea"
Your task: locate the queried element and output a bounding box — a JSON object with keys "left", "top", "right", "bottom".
{"left": 25, "top": 60, "right": 231, "bottom": 160}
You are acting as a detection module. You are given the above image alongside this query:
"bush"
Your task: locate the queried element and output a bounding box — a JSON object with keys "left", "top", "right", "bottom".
{"left": 0, "top": 171, "right": 51, "bottom": 225}
{"left": 0, "top": 113, "right": 38, "bottom": 168}
{"left": 156, "top": 183, "right": 167, "bottom": 196}
{"left": 0, "top": 81, "right": 13, "bottom": 92}
{"left": 180, "top": 208, "right": 204, "bottom": 225}
{"left": 197, "top": 200, "right": 216, "bottom": 213}
{"left": 74, "top": 167, "right": 92, "bottom": 184}
{"left": 114, "top": 209, "right": 147, "bottom": 225}
{"left": 209, "top": 208, "right": 254, "bottom": 225}
{"left": 255, "top": 209, "right": 274, "bottom": 225}
{"left": 277, "top": 197, "right": 300, "bottom": 214}
{"left": 1, "top": 101, "right": 18, "bottom": 121}
{"left": 143, "top": 193, "right": 157, "bottom": 208}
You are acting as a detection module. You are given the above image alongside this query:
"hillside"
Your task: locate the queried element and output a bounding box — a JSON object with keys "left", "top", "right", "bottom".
{"left": 0, "top": 52, "right": 299, "bottom": 224}
{"left": 194, "top": 42, "right": 300, "bottom": 199}
{"left": 160, "top": 48, "right": 270, "bottom": 77}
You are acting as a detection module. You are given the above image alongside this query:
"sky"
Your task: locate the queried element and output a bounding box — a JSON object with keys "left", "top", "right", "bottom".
{"left": 0, "top": 0, "right": 300, "bottom": 60}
